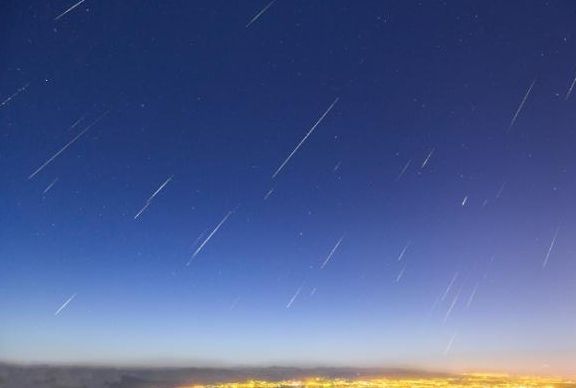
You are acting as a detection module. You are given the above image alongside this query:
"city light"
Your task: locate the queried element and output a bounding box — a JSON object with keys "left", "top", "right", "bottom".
{"left": 180, "top": 374, "right": 576, "bottom": 388}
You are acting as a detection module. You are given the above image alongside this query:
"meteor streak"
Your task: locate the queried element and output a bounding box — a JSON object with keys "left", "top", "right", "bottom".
{"left": 54, "top": 0, "right": 87, "bottom": 21}
{"left": 272, "top": 98, "right": 339, "bottom": 178}
{"left": 320, "top": 236, "right": 344, "bottom": 269}
{"left": 192, "top": 210, "right": 234, "bottom": 258}
{"left": 54, "top": 293, "right": 76, "bottom": 316}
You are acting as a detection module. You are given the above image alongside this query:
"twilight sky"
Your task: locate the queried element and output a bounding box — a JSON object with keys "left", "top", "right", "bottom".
{"left": 1, "top": 0, "right": 576, "bottom": 376}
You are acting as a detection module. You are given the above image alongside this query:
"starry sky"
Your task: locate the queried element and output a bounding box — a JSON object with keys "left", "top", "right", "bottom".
{"left": 1, "top": 0, "right": 576, "bottom": 376}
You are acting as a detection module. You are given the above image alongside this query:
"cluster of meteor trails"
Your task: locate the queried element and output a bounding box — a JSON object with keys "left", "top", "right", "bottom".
{"left": 7, "top": 2, "right": 570, "bottom": 330}
{"left": 36, "top": 95, "right": 343, "bottom": 318}
{"left": 2, "top": 0, "right": 575, "bottom": 379}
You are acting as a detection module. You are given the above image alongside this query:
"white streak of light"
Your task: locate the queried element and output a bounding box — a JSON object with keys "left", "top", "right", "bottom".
{"left": 320, "top": 235, "right": 344, "bottom": 269}
{"left": 466, "top": 282, "right": 479, "bottom": 309}
{"left": 542, "top": 227, "right": 560, "bottom": 268}
{"left": 286, "top": 286, "right": 302, "bottom": 309}
{"left": 192, "top": 210, "right": 234, "bottom": 258}
{"left": 395, "top": 265, "right": 406, "bottom": 283}
{"left": 246, "top": 0, "right": 277, "bottom": 28}
{"left": 396, "top": 159, "right": 411, "bottom": 181}
{"left": 565, "top": 70, "right": 576, "bottom": 100}
{"left": 508, "top": 79, "right": 536, "bottom": 131}
{"left": 54, "top": 293, "right": 76, "bottom": 316}
{"left": 397, "top": 242, "right": 410, "bottom": 261}
{"left": 441, "top": 273, "right": 458, "bottom": 301}
{"left": 43, "top": 178, "right": 59, "bottom": 194}
{"left": 28, "top": 110, "right": 108, "bottom": 180}
{"left": 421, "top": 148, "right": 435, "bottom": 168}
{"left": 264, "top": 188, "right": 274, "bottom": 200}
{"left": 444, "top": 333, "right": 457, "bottom": 355}
{"left": 272, "top": 98, "right": 339, "bottom": 178}
{"left": 0, "top": 83, "right": 30, "bottom": 108}
{"left": 54, "top": 0, "right": 87, "bottom": 21}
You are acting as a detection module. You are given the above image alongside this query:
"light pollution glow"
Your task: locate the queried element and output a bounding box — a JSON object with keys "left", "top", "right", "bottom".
{"left": 180, "top": 374, "right": 576, "bottom": 388}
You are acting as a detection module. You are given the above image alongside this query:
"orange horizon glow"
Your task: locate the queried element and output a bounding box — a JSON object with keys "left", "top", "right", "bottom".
{"left": 178, "top": 374, "right": 576, "bottom": 388}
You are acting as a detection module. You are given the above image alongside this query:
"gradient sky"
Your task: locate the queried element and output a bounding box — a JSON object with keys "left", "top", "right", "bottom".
{"left": 1, "top": 0, "right": 576, "bottom": 376}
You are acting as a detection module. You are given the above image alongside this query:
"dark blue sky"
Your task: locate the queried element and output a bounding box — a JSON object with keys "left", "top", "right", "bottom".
{"left": 1, "top": 0, "right": 576, "bottom": 375}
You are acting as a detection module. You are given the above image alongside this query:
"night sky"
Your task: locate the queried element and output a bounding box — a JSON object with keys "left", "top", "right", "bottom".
{"left": 1, "top": 0, "right": 576, "bottom": 376}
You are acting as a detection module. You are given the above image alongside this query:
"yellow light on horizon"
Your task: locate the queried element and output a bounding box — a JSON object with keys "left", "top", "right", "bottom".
{"left": 178, "top": 373, "right": 576, "bottom": 388}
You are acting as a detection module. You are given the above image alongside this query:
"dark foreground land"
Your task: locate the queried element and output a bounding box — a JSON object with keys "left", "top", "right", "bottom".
{"left": 0, "top": 364, "right": 449, "bottom": 388}
{"left": 1, "top": 364, "right": 575, "bottom": 388}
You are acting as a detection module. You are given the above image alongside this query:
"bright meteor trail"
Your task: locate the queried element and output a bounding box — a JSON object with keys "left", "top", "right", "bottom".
{"left": 191, "top": 210, "right": 234, "bottom": 258}
{"left": 508, "top": 79, "right": 536, "bottom": 132}
{"left": 54, "top": 0, "right": 87, "bottom": 21}
{"left": 272, "top": 98, "right": 339, "bottom": 178}
{"left": 134, "top": 175, "right": 174, "bottom": 219}
{"left": 320, "top": 235, "right": 344, "bottom": 269}
{"left": 246, "top": 0, "right": 277, "bottom": 28}
{"left": 54, "top": 293, "right": 76, "bottom": 316}
{"left": 28, "top": 111, "right": 108, "bottom": 180}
